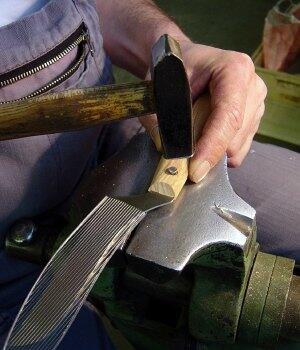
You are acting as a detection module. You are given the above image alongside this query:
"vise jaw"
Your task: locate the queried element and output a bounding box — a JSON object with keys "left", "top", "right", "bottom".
{"left": 5, "top": 133, "right": 298, "bottom": 347}
{"left": 126, "top": 153, "right": 256, "bottom": 283}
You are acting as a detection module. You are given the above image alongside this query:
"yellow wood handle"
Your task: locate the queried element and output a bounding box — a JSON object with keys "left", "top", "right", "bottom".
{"left": 192, "top": 93, "right": 211, "bottom": 141}
{"left": 148, "top": 157, "right": 188, "bottom": 198}
{"left": 148, "top": 94, "right": 211, "bottom": 199}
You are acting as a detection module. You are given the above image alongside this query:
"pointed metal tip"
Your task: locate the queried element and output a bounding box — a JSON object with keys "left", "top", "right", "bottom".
{"left": 213, "top": 204, "right": 254, "bottom": 236}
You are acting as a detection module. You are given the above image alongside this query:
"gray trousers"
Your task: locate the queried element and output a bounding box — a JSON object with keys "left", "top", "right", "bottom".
{"left": 228, "top": 141, "right": 299, "bottom": 262}
{"left": 91, "top": 122, "right": 300, "bottom": 263}
{"left": 0, "top": 0, "right": 115, "bottom": 348}
{"left": 0, "top": 0, "right": 298, "bottom": 347}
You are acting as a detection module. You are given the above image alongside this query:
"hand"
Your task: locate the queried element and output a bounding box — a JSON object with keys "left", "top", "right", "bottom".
{"left": 141, "top": 42, "right": 267, "bottom": 183}
{"left": 182, "top": 42, "right": 267, "bottom": 182}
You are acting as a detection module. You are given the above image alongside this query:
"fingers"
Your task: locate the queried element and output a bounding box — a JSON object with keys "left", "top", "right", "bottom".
{"left": 189, "top": 52, "right": 254, "bottom": 182}
{"left": 227, "top": 75, "right": 267, "bottom": 159}
{"left": 141, "top": 47, "right": 268, "bottom": 184}
{"left": 228, "top": 136, "right": 253, "bottom": 167}
{"left": 228, "top": 102, "right": 265, "bottom": 167}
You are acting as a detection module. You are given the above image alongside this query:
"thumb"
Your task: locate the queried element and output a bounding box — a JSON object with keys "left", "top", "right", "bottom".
{"left": 189, "top": 94, "right": 246, "bottom": 183}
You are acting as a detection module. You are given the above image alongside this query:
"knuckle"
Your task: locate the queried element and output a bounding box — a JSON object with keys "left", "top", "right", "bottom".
{"left": 238, "top": 53, "right": 254, "bottom": 70}
{"left": 253, "top": 103, "right": 265, "bottom": 127}
{"left": 221, "top": 103, "right": 244, "bottom": 132}
{"left": 258, "top": 103, "right": 266, "bottom": 118}
{"left": 229, "top": 156, "right": 243, "bottom": 168}
{"left": 251, "top": 121, "right": 260, "bottom": 136}
{"left": 227, "top": 142, "right": 240, "bottom": 158}
{"left": 256, "top": 76, "right": 268, "bottom": 99}
{"left": 198, "top": 132, "right": 227, "bottom": 166}
{"left": 213, "top": 138, "right": 227, "bottom": 159}
{"left": 252, "top": 123, "right": 260, "bottom": 135}
{"left": 249, "top": 117, "right": 260, "bottom": 137}
{"left": 226, "top": 51, "right": 254, "bottom": 71}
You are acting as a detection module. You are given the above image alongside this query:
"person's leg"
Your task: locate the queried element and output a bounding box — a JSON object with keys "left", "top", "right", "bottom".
{"left": 58, "top": 302, "right": 114, "bottom": 350}
{"left": 228, "top": 141, "right": 300, "bottom": 262}
{"left": 0, "top": 301, "right": 114, "bottom": 350}
{"left": 0, "top": 1, "right": 117, "bottom": 347}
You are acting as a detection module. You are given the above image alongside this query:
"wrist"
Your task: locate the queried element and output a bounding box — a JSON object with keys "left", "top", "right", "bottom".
{"left": 143, "top": 23, "right": 192, "bottom": 78}
{"left": 150, "top": 22, "right": 191, "bottom": 49}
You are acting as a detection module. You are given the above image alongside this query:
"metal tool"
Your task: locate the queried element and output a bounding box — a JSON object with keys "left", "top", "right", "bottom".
{"left": 0, "top": 35, "right": 193, "bottom": 159}
{"left": 3, "top": 146, "right": 188, "bottom": 350}
{"left": 6, "top": 130, "right": 300, "bottom": 349}
{"left": 4, "top": 197, "right": 146, "bottom": 349}
{"left": 3, "top": 35, "right": 198, "bottom": 349}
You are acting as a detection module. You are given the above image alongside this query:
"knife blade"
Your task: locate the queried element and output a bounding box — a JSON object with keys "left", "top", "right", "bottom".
{"left": 4, "top": 157, "right": 188, "bottom": 350}
{"left": 4, "top": 96, "right": 210, "bottom": 349}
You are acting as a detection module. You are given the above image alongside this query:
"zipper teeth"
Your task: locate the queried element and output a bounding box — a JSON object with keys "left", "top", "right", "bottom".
{"left": 0, "top": 33, "right": 86, "bottom": 89}
{"left": 0, "top": 47, "right": 86, "bottom": 105}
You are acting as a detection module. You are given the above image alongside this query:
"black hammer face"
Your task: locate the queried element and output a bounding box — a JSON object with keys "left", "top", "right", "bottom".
{"left": 151, "top": 35, "right": 193, "bottom": 159}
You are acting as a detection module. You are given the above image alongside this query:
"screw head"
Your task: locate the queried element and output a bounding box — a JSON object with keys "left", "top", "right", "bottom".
{"left": 166, "top": 166, "right": 178, "bottom": 176}
{"left": 10, "top": 219, "right": 36, "bottom": 245}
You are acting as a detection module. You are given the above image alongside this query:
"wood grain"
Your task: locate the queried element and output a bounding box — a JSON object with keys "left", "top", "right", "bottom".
{"left": 149, "top": 94, "right": 211, "bottom": 199}
{"left": 0, "top": 81, "right": 154, "bottom": 141}
{"left": 148, "top": 157, "right": 189, "bottom": 198}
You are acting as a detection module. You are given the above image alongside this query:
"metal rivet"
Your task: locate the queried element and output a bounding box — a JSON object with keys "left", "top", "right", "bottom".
{"left": 166, "top": 166, "right": 178, "bottom": 175}
{"left": 10, "top": 219, "right": 36, "bottom": 245}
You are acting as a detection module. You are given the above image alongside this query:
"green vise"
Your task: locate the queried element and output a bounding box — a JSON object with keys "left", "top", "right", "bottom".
{"left": 6, "top": 133, "right": 299, "bottom": 349}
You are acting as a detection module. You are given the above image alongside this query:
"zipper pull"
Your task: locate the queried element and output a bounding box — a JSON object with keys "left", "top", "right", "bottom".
{"left": 83, "top": 27, "right": 94, "bottom": 57}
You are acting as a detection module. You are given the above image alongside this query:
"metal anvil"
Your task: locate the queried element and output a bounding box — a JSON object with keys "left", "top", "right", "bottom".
{"left": 126, "top": 150, "right": 256, "bottom": 283}
{"left": 6, "top": 132, "right": 299, "bottom": 348}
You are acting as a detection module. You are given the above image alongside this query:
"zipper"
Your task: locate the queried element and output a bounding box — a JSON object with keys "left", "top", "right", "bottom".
{"left": 0, "top": 23, "right": 91, "bottom": 104}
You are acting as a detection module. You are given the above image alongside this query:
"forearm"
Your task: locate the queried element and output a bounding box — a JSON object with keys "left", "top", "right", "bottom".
{"left": 96, "top": 0, "right": 191, "bottom": 78}
{"left": 96, "top": 1, "right": 267, "bottom": 184}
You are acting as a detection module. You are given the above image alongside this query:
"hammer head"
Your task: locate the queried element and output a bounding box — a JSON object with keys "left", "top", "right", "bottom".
{"left": 151, "top": 35, "right": 193, "bottom": 159}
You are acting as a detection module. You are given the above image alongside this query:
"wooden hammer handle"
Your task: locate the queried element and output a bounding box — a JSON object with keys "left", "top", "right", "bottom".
{"left": 149, "top": 94, "right": 210, "bottom": 199}
{"left": 0, "top": 82, "right": 154, "bottom": 141}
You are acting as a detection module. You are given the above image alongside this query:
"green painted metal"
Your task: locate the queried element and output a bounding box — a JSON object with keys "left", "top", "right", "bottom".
{"left": 91, "top": 268, "right": 192, "bottom": 350}
{"left": 39, "top": 210, "right": 299, "bottom": 349}
{"left": 88, "top": 242, "right": 299, "bottom": 350}
{"left": 255, "top": 67, "right": 300, "bottom": 150}
{"left": 258, "top": 256, "right": 295, "bottom": 345}
{"left": 189, "top": 242, "right": 259, "bottom": 343}
{"left": 6, "top": 200, "right": 299, "bottom": 349}
{"left": 238, "top": 252, "right": 276, "bottom": 344}
{"left": 281, "top": 275, "right": 300, "bottom": 342}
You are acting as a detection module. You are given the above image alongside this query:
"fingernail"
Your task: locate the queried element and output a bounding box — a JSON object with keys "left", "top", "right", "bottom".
{"left": 190, "top": 160, "right": 211, "bottom": 183}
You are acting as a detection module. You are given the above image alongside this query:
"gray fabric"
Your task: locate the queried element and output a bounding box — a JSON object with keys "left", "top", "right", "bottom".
{"left": 228, "top": 141, "right": 300, "bottom": 262}
{"left": 0, "top": 0, "right": 298, "bottom": 346}
{"left": 0, "top": 0, "right": 110, "bottom": 253}
{"left": 0, "top": 0, "right": 115, "bottom": 347}
{"left": 74, "top": 131, "right": 300, "bottom": 263}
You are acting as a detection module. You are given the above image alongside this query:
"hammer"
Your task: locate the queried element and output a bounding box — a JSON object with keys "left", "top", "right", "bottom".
{"left": 0, "top": 35, "right": 194, "bottom": 160}
{"left": 2, "top": 38, "right": 214, "bottom": 350}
